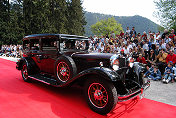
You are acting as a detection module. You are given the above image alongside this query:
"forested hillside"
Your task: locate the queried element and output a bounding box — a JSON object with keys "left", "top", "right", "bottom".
{"left": 85, "top": 12, "right": 160, "bottom": 36}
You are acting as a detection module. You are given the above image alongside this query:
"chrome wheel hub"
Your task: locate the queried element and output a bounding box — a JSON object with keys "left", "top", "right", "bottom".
{"left": 60, "top": 67, "right": 67, "bottom": 76}
{"left": 22, "top": 65, "right": 28, "bottom": 79}
{"left": 94, "top": 90, "right": 103, "bottom": 100}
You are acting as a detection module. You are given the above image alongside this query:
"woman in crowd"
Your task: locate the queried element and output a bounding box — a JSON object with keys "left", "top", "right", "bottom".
{"left": 147, "top": 49, "right": 156, "bottom": 67}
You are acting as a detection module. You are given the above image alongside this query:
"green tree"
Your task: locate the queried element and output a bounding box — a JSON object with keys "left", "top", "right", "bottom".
{"left": 49, "top": 0, "right": 68, "bottom": 34}
{"left": 23, "top": 0, "right": 46, "bottom": 34}
{"left": 91, "top": 17, "right": 123, "bottom": 36}
{"left": 0, "top": 0, "right": 9, "bottom": 45}
{"left": 0, "top": 0, "right": 87, "bottom": 45}
{"left": 154, "top": 0, "right": 176, "bottom": 30}
{"left": 66, "top": 0, "right": 86, "bottom": 35}
{"left": 23, "top": 0, "right": 68, "bottom": 34}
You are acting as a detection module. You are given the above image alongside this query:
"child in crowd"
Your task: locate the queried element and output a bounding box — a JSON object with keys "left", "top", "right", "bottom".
{"left": 144, "top": 63, "right": 155, "bottom": 77}
{"left": 162, "top": 61, "right": 174, "bottom": 84}
{"left": 148, "top": 66, "right": 162, "bottom": 81}
{"left": 172, "top": 64, "right": 176, "bottom": 82}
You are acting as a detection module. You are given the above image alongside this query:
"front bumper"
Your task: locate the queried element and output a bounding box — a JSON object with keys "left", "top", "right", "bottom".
{"left": 118, "top": 80, "right": 150, "bottom": 102}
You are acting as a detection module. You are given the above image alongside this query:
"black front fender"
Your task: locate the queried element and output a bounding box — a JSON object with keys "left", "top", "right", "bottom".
{"left": 16, "top": 57, "right": 39, "bottom": 75}
{"left": 16, "top": 57, "right": 30, "bottom": 70}
{"left": 60, "top": 67, "right": 120, "bottom": 87}
{"left": 133, "top": 62, "right": 147, "bottom": 85}
{"left": 79, "top": 67, "right": 121, "bottom": 81}
{"left": 133, "top": 62, "right": 146, "bottom": 75}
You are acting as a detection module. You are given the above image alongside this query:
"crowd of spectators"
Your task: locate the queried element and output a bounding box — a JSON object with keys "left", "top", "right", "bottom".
{"left": 88, "top": 27, "right": 176, "bottom": 84}
{"left": 0, "top": 45, "right": 22, "bottom": 58}
{"left": 1, "top": 27, "right": 176, "bottom": 83}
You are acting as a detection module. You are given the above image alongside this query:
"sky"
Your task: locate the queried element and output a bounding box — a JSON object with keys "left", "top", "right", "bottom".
{"left": 82, "top": 0, "right": 159, "bottom": 24}
{"left": 9, "top": 0, "right": 159, "bottom": 24}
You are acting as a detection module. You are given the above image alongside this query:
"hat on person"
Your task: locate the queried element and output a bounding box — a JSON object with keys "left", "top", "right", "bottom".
{"left": 168, "top": 61, "right": 173, "bottom": 65}
{"left": 121, "top": 49, "right": 124, "bottom": 52}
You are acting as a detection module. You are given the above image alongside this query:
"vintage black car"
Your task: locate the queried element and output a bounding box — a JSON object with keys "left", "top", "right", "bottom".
{"left": 16, "top": 34, "right": 150, "bottom": 115}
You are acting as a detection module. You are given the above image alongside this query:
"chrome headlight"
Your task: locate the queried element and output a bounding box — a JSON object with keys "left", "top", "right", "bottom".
{"left": 110, "top": 55, "right": 120, "bottom": 71}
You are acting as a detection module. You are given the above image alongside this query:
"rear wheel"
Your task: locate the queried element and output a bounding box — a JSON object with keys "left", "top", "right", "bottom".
{"left": 57, "top": 61, "right": 71, "bottom": 82}
{"left": 84, "top": 78, "right": 118, "bottom": 115}
{"left": 21, "top": 63, "right": 31, "bottom": 82}
{"left": 55, "top": 56, "right": 77, "bottom": 84}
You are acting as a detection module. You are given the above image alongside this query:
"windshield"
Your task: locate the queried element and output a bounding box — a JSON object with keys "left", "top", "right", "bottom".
{"left": 60, "top": 39, "right": 89, "bottom": 51}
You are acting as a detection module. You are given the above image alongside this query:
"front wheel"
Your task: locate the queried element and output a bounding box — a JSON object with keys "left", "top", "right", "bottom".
{"left": 84, "top": 78, "right": 118, "bottom": 115}
{"left": 21, "top": 63, "right": 31, "bottom": 82}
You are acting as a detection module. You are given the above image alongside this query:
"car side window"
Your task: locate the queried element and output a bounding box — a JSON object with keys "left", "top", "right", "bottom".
{"left": 60, "top": 39, "right": 88, "bottom": 51}
{"left": 30, "top": 39, "right": 40, "bottom": 51}
{"left": 41, "top": 38, "right": 57, "bottom": 51}
{"left": 23, "top": 40, "right": 30, "bottom": 51}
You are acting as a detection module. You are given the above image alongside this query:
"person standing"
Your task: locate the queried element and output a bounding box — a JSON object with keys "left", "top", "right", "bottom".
{"left": 126, "top": 27, "right": 130, "bottom": 35}
{"left": 143, "top": 41, "right": 149, "bottom": 59}
{"left": 164, "top": 35, "right": 171, "bottom": 44}
{"left": 110, "top": 31, "right": 115, "bottom": 39}
{"left": 156, "top": 31, "right": 161, "bottom": 44}
{"left": 161, "top": 29, "right": 169, "bottom": 39}
{"left": 120, "top": 30, "right": 124, "bottom": 38}
{"left": 141, "top": 31, "right": 148, "bottom": 41}
{"left": 130, "top": 27, "right": 136, "bottom": 38}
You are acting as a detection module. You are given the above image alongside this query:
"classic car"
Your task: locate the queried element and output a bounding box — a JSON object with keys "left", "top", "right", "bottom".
{"left": 16, "top": 34, "right": 150, "bottom": 115}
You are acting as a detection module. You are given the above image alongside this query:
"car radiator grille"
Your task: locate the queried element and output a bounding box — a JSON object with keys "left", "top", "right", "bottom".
{"left": 118, "top": 58, "right": 126, "bottom": 68}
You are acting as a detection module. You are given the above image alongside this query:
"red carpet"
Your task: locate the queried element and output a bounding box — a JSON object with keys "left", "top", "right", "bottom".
{"left": 0, "top": 58, "right": 176, "bottom": 118}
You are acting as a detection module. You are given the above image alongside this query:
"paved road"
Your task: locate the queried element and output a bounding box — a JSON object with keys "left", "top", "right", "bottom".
{"left": 0, "top": 56, "right": 20, "bottom": 62}
{"left": 145, "top": 80, "right": 176, "bottom": 106}
{"left": 1, "top": 56, "right": 176, "bottom": 107}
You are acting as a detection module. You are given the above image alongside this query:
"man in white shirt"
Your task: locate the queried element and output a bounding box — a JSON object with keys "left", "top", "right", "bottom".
{"left": 123, "top": 45, "right": 129, "bottom": 55}
{"left": 161, "top": 39, "right": 166, "bottom": 50}
{"left": 143, "top": 41, "right": 149, "bottom": 52}
{"left": 125, "top": 27, "right": 130, "bottom": 35}
{"left": 165, "top": 35, "right": 171, "bottom": 44}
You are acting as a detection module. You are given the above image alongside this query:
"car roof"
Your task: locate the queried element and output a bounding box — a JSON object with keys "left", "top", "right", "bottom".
{"left": 23, "top": 34, "right": 89, "bottom": 41}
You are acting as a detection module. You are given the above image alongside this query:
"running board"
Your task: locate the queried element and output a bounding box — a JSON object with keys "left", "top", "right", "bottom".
{"left": 29, "top": 74, "right": 59, "bottom": 86}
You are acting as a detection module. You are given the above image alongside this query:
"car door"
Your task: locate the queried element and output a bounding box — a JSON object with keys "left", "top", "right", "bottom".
{"left": 29, "top": 39, "right": 42, "bottom": 69}
{"left": 40, "top": 37, "right": 58, "bottom": 74}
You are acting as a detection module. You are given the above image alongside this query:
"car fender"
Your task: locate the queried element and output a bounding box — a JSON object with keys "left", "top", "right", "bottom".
{"left": 59, "top": 67, "right": 120, "bottom": 87}
{"left": 133, "top": 62, "right": 147, "bottom": 85}
{"left": 16, "top": 57, "right": 39, "bottom": 75}
{"left": 133, "top": 62, "right": 147, "bottom": 76}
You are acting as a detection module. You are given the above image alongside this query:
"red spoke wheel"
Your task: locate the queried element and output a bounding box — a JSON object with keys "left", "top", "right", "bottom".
{"left": 21, "top": 63, "right": 31, "bottom": 82}
{"left": 57, "top": 62, "right": 70, "bottom": 82}
{"left": 55, "top": 56, "right": 77, "bottom": 84}
{"left": 88, "top": 83, "right": 108, "bottom": 108}
{"left": 85, "top": 78, "right": 118, "bottom": 115}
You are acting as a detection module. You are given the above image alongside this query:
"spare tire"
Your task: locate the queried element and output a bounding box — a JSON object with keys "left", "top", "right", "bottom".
{"left": 55, "top": 56, "right": 77, "bottom": 84}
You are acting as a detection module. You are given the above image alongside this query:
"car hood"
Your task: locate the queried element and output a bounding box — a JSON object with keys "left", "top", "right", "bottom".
{"left": 71, "top": 53, "right": 114, "bottom": 60}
